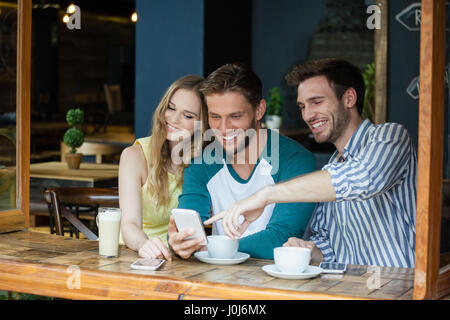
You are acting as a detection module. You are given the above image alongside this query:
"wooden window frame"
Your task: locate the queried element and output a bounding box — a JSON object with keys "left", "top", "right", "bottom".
{"left": 0, "top": 0, "right": 31, "bottom": 227}
{"left": 414, "top": 0, "right": 450, "bottom": 300}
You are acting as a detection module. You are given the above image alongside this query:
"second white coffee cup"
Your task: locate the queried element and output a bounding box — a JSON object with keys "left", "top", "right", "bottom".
{"left": 207, "top": 235, "right": 239, "bottom": 259}
{"left": 274, "top": 247, "right": 311, "bottom": 273}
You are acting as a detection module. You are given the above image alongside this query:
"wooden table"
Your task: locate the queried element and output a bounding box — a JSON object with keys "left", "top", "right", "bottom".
{"left": 30, "top": 161, "right": 118, "bottom": 200}
{"left": 30, "top": 161, "right": 119, "bottom": 184}
{"left": 0, "top": 231, "right": 418, "bottom": 300}
{"left": 84, "top": 132, "right": 135, "bottom": 147}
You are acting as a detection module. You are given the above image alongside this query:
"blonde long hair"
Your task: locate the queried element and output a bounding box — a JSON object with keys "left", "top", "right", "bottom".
{"left": 146, "top": 75, "right": 207, "bottom": 209}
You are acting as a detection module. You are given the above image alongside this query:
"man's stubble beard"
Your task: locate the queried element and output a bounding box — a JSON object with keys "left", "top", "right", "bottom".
{"left": 316, "top": 101, "right": 350, "bottom": 145}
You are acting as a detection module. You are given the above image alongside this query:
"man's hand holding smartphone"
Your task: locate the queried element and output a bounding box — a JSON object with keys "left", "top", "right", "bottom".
{"left": 167, "top": 215, "right": 206, "bottom": 259}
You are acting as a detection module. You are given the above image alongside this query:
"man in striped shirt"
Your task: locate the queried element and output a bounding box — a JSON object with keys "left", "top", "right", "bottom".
{"left": 205, "top": 58, "right": 417, "bottom": 268}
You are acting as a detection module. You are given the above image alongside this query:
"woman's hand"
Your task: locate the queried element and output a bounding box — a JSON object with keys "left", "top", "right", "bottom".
{"left": 204, "top": 187, "right": 269, "bottom": 239}
{"left": 138, "top": 237, "right": 172, "bottom": 261}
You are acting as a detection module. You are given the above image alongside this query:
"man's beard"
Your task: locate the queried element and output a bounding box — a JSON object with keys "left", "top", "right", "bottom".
{"left": 315, "top": 101, "right": 350, "bottom": 145}
{"left": 328, "top": 102, "right": 350, "bottom": 144}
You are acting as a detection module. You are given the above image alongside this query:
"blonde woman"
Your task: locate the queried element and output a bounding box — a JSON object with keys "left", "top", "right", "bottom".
{"left": 119, "top": 75, "right": 207, "bottom": 261}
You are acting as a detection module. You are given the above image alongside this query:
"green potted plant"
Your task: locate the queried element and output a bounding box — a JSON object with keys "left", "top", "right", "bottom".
{"left": 63, "top": 108, "right": 84, "bottom": 169}
{"left": 265, "top": 87, "right": 283, "bottom": 129}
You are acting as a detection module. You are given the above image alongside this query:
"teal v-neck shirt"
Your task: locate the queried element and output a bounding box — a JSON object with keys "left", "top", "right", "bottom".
{"left": 178, "top": 130, "right": 316, "bottom": 259}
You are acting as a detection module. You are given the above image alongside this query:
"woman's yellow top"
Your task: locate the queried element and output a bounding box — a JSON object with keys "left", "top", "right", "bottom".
{"left": 121, "top": 136, "right": 181, "bottom": 247}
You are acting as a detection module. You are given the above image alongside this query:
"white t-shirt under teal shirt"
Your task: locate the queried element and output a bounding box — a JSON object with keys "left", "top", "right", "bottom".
{"left": 178, "top": 129, "right": 316, "bottom": 259}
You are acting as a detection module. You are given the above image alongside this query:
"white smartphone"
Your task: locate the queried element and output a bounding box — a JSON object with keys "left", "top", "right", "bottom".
{"left": 319, "top": 262, "right": 347, "bottom": 274}
{"left": 171, "top": 208, "right": 207, "bottom": 245}
{"left": 130, "top": 258, "right": 165, "bottom": 271}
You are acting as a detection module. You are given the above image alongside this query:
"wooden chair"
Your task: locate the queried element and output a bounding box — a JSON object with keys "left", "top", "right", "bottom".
{"left": 44, "top": 187, "right": 119, "bottom": 240}
{"left": 60, "top": 141, "right": 124, "bottom": 164}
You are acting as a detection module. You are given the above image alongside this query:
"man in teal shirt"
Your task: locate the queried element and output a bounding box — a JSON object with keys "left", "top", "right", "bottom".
{"left": 168, "top": 63, "right": 315, "bottom": 259}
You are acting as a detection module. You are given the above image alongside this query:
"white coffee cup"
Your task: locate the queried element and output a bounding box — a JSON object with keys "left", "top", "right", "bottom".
{"left": 274, "top": 247, "right": 311, "bottom": 273}
{"left": 96, "top": 207, "right": 122, "bottom": 258}
{"left": 207, "top": 235, "right": 239, "bottom": 259}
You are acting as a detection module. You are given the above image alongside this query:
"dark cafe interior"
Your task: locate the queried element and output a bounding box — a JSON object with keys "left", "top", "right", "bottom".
{"left": 0, "top": 0, "right": 449, "bottom": 302}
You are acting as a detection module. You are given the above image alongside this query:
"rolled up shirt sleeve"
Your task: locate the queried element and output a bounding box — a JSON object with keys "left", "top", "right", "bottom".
{"left": 323, "top": 124, "right": 413, "bottom": 202}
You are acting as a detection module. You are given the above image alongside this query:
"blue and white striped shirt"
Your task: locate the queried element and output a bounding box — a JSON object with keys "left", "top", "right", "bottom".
{"left": 309, "top": 119, "right": 417, "bottom": 268}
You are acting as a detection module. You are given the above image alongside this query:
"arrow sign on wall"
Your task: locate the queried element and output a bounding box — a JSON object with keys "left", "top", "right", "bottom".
{"left": 406, "top": 66, "right": 449, "bottom": 100}
{"left": 396, "top": 2, "right": 450, "bottom": 31}
{"left": 395, "top": 3, "right": 421, "bottom": 31}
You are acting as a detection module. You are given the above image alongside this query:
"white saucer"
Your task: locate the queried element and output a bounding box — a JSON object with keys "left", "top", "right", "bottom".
{"left": 194, "top": 251, "right": 250, "bottom": 265}
{"left": 262, "top": 264, "right": 323, "bottom": 280}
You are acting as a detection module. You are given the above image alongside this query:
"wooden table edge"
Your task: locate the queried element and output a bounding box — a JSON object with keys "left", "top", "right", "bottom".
{"left": 0, "top": 258, "right": 374, "bottom": 300}
{"left": 29, "top": 174, "right": 97, "bottom": 182}
{"left": 29, "top": 174, "right": 119, "bottom": 182}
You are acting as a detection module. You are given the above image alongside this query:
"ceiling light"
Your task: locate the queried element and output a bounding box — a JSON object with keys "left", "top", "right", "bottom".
{"left": 131, "top": 11, "right": 138, "bottom": 23}
{"left": 68, "top": 3, "right": 76, "bottom": 14}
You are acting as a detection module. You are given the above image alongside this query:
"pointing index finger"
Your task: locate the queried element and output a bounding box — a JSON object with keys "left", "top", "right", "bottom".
{"left": 204, "top": 211, "right": 225, "bottom": 225}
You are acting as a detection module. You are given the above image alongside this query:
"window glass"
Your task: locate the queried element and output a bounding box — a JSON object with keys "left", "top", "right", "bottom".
{"left": 0, "top": 2, "right": 18, "bottom": 212}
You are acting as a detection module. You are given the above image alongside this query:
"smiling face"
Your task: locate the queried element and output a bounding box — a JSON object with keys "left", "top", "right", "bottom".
{"left": 297, "top": 76, "right": 351, "bottom": 145}
{"left": 206, "top": 91, "right": 264, "bottom": 156}
{"left": 164, "top": 88, "right": 202, "bottom": 142}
